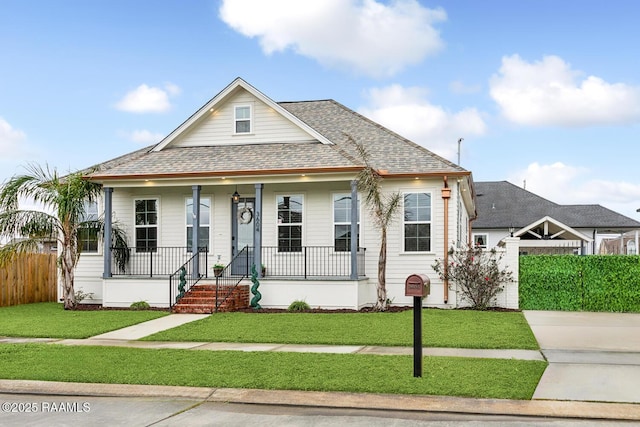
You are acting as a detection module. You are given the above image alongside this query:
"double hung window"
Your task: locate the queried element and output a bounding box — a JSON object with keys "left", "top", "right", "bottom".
{"left": 234, "top": 105, "right": 251, "bottom": 134}
{"left": 79, "top": 200, "right": 99, "bottom": 253}
{"left": 333, "top": 193, "right": 359, "bottom": 252}
{"left": 403, "top": 192, "right": 431, "bottom": 252}
{"left": 135, "top": 199, "right": 158, "bottom": 252}
{"left": 186, "top": 197, "right": 211, "bottom": 252}
{"left": 277, "top": 195, "right": 303, "bottom": 252}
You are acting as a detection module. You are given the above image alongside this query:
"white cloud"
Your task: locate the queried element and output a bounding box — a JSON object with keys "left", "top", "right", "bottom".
{"left": 490, "top": 55, "right": 640, "bottom": 127}
{"left": 219, "top": 0, "right": 446, "bottom": 78}
{"left": 115, "top": 83, "right": 181, "bottom": 113}
{"left": 508, "top": 162, "right": 640, "bottom": 219}
{"left": 358, "top": 84, "right": 487, "bottom": 160}
{"left": 0, "top": 117, "right": 28, "bottom": 159}
{"left": 120, "top": 129, "right": 165, "bottom": 144}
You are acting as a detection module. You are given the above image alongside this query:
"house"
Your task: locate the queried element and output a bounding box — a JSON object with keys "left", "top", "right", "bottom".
{"left": 72, "top": 78, "right": 478, "bottom": 311}
{"left": 599, "top": 230, "right": 639, "bottom": 255}
{"left": 472, "top": 181, "right": 640, "bottom": 255}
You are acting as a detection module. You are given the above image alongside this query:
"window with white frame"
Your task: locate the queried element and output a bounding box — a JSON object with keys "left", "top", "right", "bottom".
{"left": 186, "top": 197, "right": 210, "bottom": 252}
{"left": 333, "top": 193, "right": 359, "bottom": 252}
{"left": 473, "top": 233, "right": 488, "bottom": 248}
{"left": 277, "top": 195, "right": 303, "bottom": 252}
{"left": 234, "top": 105, "right": 251, "bottom": 134}
{"left": 403, "top": 192, "right": 431, "bottom": 252}
{"left": 78, "top": 200, "right": 99, "bottom": 253}
{"left": 135, "top": 199, "right": 158, "bottom": 252}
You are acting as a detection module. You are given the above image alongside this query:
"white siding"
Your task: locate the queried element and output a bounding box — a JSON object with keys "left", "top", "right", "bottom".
{"left": 74, "top": 255, "right": 103, "bottom": 304}
{"left": 173, "top": 90, "right": 315, "bottom": 147}
{"left": 103, "top": 278, "right": 169, "bottom": 308}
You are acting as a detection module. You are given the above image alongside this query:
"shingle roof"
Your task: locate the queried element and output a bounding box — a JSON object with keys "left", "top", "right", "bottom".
{"left": 88, "top": 99, "right": 466, "bottom": 179}
{"left": 474, "top": 181, "right": 640, "bottom": 230}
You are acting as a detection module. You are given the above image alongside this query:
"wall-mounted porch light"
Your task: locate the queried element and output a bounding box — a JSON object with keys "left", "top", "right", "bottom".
{"left": 232, "top": 186, "right": 240, "bottom": 204}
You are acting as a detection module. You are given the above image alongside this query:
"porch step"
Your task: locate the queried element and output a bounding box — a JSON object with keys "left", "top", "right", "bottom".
{"left": 172, "top": 284, "right": 250, "bottom": 314}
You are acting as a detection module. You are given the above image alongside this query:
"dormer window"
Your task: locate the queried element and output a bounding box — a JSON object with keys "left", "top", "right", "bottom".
{"left": 234, "top": 105, "right": 251, "bottom": 134}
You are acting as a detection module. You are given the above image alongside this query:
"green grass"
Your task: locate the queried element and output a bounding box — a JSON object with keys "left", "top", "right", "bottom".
{"left": 0, "top": 303, "right": 168, "bottom": 339}
{"left": 0, "top": 344, "right": 546, "bottom": 400}
{"left": 144, "top": 309, "right": 539, "bottom": 350}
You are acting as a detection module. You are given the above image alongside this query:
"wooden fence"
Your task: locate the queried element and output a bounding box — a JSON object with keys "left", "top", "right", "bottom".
{"left": 0, "top": 253, "right": 57, "bottom": 307}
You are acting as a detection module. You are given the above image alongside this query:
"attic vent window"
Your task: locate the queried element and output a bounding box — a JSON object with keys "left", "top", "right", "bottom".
{"left": 234, "top": 105, "right": 251, "bottom": 134}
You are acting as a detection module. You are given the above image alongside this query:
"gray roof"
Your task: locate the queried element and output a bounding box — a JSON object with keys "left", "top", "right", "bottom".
{"left": 474, "top": 181, "right": 640, "bottom": 230}
{"left": 89, "top": 99, "right": 466, "bottom": 178}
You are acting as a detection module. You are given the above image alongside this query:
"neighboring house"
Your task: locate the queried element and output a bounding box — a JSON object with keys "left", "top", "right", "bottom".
{"left": 72, "top": 78, "right": 477, "bottom": 310}
{"left": 5, "top": 237, "right": 57, "bottom": 254}
{"left": 473, "top": 181, "right": 640, "bottom": 255}
{"left": 599, "top": 230, "right": 640, "bottom": 255}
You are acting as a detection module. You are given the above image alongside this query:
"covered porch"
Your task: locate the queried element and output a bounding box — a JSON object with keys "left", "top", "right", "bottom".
{"left": 99, "top": 179, "right": 367, "bottom": 309}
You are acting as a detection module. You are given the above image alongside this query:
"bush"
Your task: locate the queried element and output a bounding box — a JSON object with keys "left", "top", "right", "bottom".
{"left": 73, "top": 289, "right": 93, "bottom": 307}
{"left": 130, "top": 301, "right": 151, "bottom": 310}
{"left": 288, "top": 300, "right": 311, "bottom": 312}
{"left": 433, "top": 245, "right": 513, "bottom": 310}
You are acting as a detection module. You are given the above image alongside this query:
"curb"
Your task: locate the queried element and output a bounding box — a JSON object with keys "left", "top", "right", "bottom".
{"left": 1, "top": 380, "right": 639, "bottom": 421}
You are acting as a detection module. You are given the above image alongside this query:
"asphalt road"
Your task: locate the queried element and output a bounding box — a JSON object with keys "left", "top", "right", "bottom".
{"left": 0, "top": 393, "right": 635, "bottom": 427}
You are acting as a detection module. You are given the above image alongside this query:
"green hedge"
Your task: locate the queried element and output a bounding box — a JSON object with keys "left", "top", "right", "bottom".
{"left": 519, "top": 255, "right": 640, "bottom": 312}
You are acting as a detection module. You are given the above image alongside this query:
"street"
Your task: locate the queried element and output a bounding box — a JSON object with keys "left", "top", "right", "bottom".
{"left": 0, "top": 393, "right": 635, "bottom": 426}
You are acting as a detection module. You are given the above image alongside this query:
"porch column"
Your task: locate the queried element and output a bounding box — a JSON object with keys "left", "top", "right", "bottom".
{"left": 102, "top": 187, "right": 113, "bottom": 279}
{"left": 350, "top": 179, "right": 359, "bottom": 279}
{"left": 192, "top": 185, "right": 201, "bottom": 279}
{"left": 254, "top": 183, "right": 263, "bottom": 278}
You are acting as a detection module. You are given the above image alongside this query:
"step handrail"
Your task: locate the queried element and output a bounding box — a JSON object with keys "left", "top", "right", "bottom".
{"left": 215, "top": 246, "right": 251, "bottom": 312}
{"left": 169, "top": 249, "right": 206, "bottom": 308}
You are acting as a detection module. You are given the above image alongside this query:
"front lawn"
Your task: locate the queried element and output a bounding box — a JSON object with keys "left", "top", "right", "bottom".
{"left": 143, "top": 309, "right": 539, "bottom": 350}
{"left": 0, "top": 303, "right": 168, "bottom": 339}
{"left": 0, "top": 344, "right": 547, "bottom": 400}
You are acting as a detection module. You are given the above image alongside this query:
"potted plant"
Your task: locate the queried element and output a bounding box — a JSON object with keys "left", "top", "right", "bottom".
{"left": 213, "top": 263, "right": 225, "bottom": 277}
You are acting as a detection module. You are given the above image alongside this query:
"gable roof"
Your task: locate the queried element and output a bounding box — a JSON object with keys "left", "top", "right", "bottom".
{"left": 514, "top": 215, "right": 593, "bottom": 242}
{"left": 152, "top": 77, "right": 333, "bottom": 151}
{"left": 474, "top": 181, "right": 640, "bottom": 231}
{"left": 87, "top": 79, "right": 468, "bottom": 180}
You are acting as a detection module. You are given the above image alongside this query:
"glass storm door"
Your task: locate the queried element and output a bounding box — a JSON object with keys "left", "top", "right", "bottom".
{"left": 231, "top": 197, "right": 255, "bottom": 275}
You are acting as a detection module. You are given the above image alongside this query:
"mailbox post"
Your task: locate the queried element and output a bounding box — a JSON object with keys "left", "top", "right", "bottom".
{"left": 405, "top": 274, "right": 430, "bottom": 378}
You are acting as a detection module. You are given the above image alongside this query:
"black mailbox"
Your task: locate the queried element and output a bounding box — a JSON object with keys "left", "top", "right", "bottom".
{"left": 405, "top": 274, "right": 430, "bottom": 297}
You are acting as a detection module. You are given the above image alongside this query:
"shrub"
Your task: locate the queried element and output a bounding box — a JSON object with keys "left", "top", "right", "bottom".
{"left": 130, "top": 301, "right": 151, "bottom": 310}
{"left": 433, "top": 245, "right": 513, "bottom": 310}
{"left": 288, "top": 300, "right": 311, "bottom": 312}
{"left": 73, "top": 289, "right": 93, "bottom": 307}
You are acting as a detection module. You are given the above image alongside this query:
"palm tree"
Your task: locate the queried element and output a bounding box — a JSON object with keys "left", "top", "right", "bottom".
{"left": 350, "top": 137, "right": 402, "bottom": 311}
{"left": 0, "top": 164, "right": 128, "bottom": 309}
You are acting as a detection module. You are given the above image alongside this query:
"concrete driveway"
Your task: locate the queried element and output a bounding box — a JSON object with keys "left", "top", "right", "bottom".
{"left": 524, "top": 310, "right": 640, "bottom": 403}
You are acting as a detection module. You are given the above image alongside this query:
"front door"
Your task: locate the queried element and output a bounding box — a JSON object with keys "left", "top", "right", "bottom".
{"left": 231, "top": 197, "right": 255, "bottom": 275}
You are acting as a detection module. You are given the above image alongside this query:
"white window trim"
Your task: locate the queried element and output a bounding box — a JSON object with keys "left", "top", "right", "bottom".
{"left": 233, "top": 103, "right": 253, "bottom": 135}
{"left": 276, "top": 193, "right": 305, "bottom": 252}
{"left": 133, "top": 197, "right": 160, "bottom": 251}
{"left": 185, "top": 196, "right": 212, "bottom": 253}
{"left": 473, "top": 233, "right": 488, "bottom": 249}
{"left": 331, "top": 192, "right": 361, "bottom": 252}
{"left": 79, "top": 198, "right": 101, "bottom": 255}
{"left": 402, "top": 191, "right": 433, "bottom": 253}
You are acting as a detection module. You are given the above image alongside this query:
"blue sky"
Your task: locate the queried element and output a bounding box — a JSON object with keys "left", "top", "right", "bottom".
{"left": 1, "top": 0, "right": 640, "bottom": 219}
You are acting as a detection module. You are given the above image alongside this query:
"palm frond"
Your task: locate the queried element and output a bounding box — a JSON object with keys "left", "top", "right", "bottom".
{"left": 0, "top": 238, "right": 43, "bottom": 266}
{"left": 0, "top": 209, "right": 59, "bottom": 241}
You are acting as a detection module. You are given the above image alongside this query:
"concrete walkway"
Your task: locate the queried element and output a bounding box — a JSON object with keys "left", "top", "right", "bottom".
{"left": 524, "top": 310, "right": 640, "bottom": 404}
{"left": 89, "top": 313, "right": 210, "bottom": 340}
